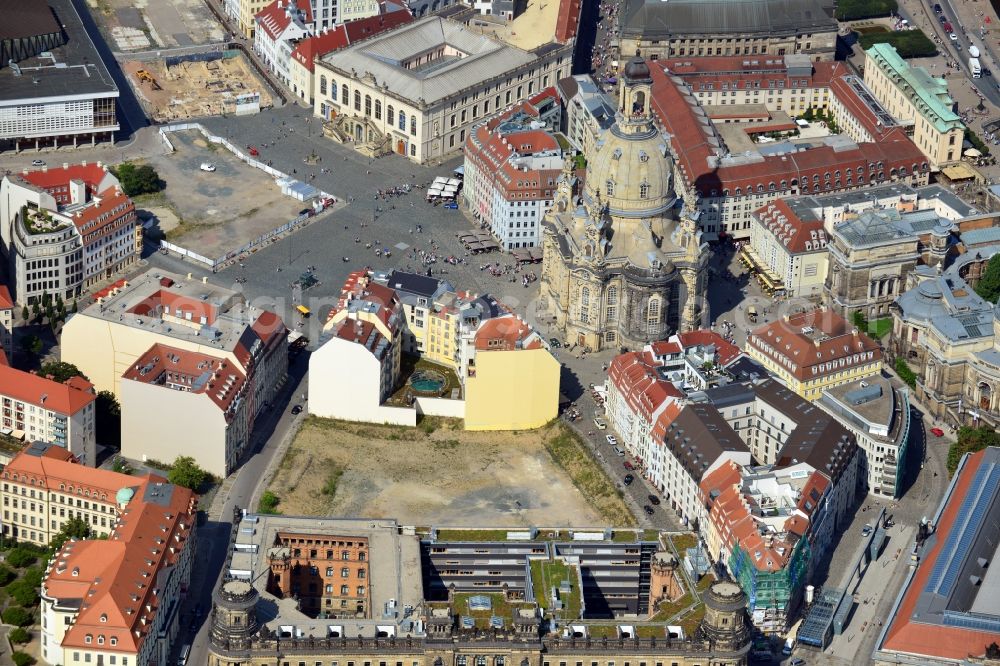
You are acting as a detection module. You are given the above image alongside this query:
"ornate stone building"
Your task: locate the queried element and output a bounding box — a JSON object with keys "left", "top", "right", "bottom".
{"left": 539, "top": 58, "right": 707, "bottom": 351}
{"left": 209, "top": 577, "right": 752, "bottom": 666}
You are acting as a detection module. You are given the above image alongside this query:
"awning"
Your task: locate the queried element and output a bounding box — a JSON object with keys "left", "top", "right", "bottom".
{"left": 296, "top": 305, "right": 311, "bottom": 316}
{"left": 965, "top": 148, "right": 983, "bottom": 158}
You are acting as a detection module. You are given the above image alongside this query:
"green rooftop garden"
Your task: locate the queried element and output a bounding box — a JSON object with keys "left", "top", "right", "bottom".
{"left": 436, "top": 592, "right": 536, "bottom": 627}
{"left": 530, "top": 558, "right": 582, "bottom": 619}
{"left": 21, "top": 206, "right": 68, "bottom": 235}
{"left": 435, "top": 528, "right": 515, "bottom": 541}
{"left": 668, "top": 533, "right": 698, "bottom": 555}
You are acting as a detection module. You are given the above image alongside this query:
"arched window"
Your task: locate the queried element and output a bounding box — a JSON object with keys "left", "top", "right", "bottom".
{"left": 399, "top": 110, "right": 407, "bottom": 131}
{"left": 364, "top": 95, "right": 372, "bottom": 116}
{"left": 580, "top": 287, "right": 591, "bottom": 324}
{"left": 410, "top": 115, "right": 417, "bottom": 136}
{"left": 647, "top": 297, "right": 661, "bottom": 331}
{"left": 476, "top": 657, "right": 487, "bottom": 666}
{"left": 375, "top": 100, "right": 382, "bottom": 120}
{"left": 341, "top": 84, "right": 349, "bottom": 104}
{"left": 319, "top": 76, "right": 327, "bottom": 96}
{"left": 606, "top": 286, "right": 618, "bottom": 322}
{"left": 354, "top": 90, "right": 361, "bottom": 111}
{"left": 387, "top": 105, "right": 395, "bottom": 126}
{"left": 606, "top": 180, "right": 615, "bottom": 197}
{"left": 639, "top": 181, "right": 650, "bottom": 199}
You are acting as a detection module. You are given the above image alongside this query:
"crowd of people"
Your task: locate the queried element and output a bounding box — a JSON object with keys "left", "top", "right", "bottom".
{"left": 592, "top": 0, "right": 620, "bottom": 91}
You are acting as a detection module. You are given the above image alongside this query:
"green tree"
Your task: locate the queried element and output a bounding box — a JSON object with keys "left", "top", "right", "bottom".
{"left": 38, "top": 361, "right": 86, "bottom": 383}
{"left": 947, "top": 426, "right": 1000, "bottom": 476}
{"left": 20, "top": 305, "right": 28, "bottom": 321}
{"left": 41, "top": 293, "right": 50, "bottom": 308}
{"left": 0, "top": 565, "right": 16, "bottom": 587}
{"left": 49, "top": 516, "right": 93, "bottom": 553}
{"left": 8, "top": 580, "right": 38, "bottom": 608}
{"left": 5, "top": 548, "right": 36, "bottom": 568}
{"left": 2, "top": 607, "right": 32, "bottom": 627}
{"left": 8, "top": 627, "right": 29, "bottom": 644}
{"left": 72, "top": 299, "right": 78, "bottom": 313}
{"left": 19, "top": 335, "right": 42, "bottom": 357}
{"left": 112, "top": 456, "right": 132, "bottom": 475}
{"left": 895, "top": 358, "right": 917, "bottom": 388}
{"left": 113, "top": 162, "right": 163, "bottom": 196}
{"left": 12, "top": 651, "right": 35, "bottom": 666}
{"left": 30, "top": 302, "right": 39, "bottom": 319}
{"left": 974, "top": 254, "right": 1000, "bottom": 303}
{"left": 258, "top": 491, "right": 281, "bottom": 514}
{"left": 96, "top": 390, "right": 121, "bottom": 449}
{"left": 168, "top": 456, "right": 208, "bottom": 490}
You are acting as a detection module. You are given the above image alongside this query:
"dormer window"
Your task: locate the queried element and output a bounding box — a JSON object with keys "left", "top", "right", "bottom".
{"left": 612, "top": 148, "right": 622, "bottom": 160}
{"left": 606, "top": 180, "right": 615, "bottom": 197}
{"left": 640, "top": 182, "right": 650, "bottom": 199}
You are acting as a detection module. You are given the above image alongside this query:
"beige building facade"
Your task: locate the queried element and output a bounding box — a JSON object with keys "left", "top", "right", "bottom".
{"left": 863, "top": 44, "right": 965, "bottom": 168}
{"left": 313, "top": 12, "right": 572, "bottom": 163}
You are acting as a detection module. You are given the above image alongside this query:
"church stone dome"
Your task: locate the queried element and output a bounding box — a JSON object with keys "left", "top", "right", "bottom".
{"left": 623, "top": 56, "right": 651, "bottom": 83}
{"left": 585, "top": 123, "right": 675, "bottom": 219}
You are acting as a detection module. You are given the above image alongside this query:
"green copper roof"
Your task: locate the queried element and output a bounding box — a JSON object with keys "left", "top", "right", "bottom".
{"left": 865, "top": 43, "right": 964, "bottom": 134}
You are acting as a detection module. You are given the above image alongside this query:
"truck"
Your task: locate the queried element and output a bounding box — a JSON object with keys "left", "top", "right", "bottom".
{"left": 969, "top": 44, "right": 981, "bottom": 58}
{"left": 971, "top": 57, "right": 982, "bottom": 78}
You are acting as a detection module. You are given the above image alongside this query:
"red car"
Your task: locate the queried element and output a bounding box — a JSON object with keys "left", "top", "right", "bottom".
{"left": 930, "top": 427, "right": 945, "bottom": 437}
{"left": 624, "top": 461, "right": 635, "bottom": 470}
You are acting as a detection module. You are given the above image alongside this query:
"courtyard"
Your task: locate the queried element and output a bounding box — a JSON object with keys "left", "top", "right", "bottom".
{"left": 140, "top": 128, "right": 333, "bottom": 263}
{"left": 262, "top": 416, "right": 635, "bottom": 527}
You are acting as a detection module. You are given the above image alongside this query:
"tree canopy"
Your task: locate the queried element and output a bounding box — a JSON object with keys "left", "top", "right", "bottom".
{"left": 49, "top": 516, "right": 93, "bottom": 553}
{"left": 38, "top": 361, "right": 87, "bottom": 384}
{"left": 112, "top": 162, "right": 163, "bottom": 197}
{"left": 168, "top": 456, "right": 208, "bottom": 490}
{"left": 974, "top": 254, "right": 1000, "bottom": 304}
{"left": 948, "top": 426, "right": 1000, "bottom": 477}
{"left": 96, "top": 390, "right": 121, "bottom": 449}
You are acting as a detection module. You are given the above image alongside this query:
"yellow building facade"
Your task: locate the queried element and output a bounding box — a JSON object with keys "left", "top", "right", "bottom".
{"left": 464, "top": 347, "right": 560, "bottom": 430}
{"left": 863, "top": 44, "right": 965, "bottom": 168}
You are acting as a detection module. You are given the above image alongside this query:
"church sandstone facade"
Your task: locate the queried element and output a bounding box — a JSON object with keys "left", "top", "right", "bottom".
{"left": 540, "top": 58, "right": 707, "bottom": 352}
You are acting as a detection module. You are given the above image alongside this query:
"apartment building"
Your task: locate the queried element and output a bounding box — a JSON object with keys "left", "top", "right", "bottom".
{"left": 230, "top": 0, "right": 342, "bottom": 37}
{"left": 34, "top": 444, "right": 197, "bottom": 666}
{"left": 0, "top": 358, "right": 96, "bottom": 465}
{"left": 120, "top": 344, "right": 252, "bottom": 478}
{"left": 745, "top": 199, "right": 829, "bottom": 298}
{"left": 61, "top": 271, "right": 287, "bottom": 405}
{"left": 254, "top": 0, "right": 313, "bottom": 89}
{"left": 313, "top": 7, "right": 575, "bottom": 163}
{"left": 648, "top": 60, "right": 930, "bottom": 239}
{"left": 863, "top": 44, "right": 965, "bottom": 168}
{"left": 463, "top": 89, "right": 562, "bottom": 250}
{"left": 665, "top": 56, "right": 838, "bottom": 118}
{"left": 0, "top": 285, "right": 13, "bottom": 353}
{"left": 1, "top": 442, "right": 164, "bottom": 546}
{"left": 745, "top": 308, "right": 882, "bottom": 401}
{"left": 0, "top": 163, "right": 139, "bottom": 304}
{"left": 557, "top": 74, "right": 615, "bottom": 157}
{"left": 820, "top": 376, "right": 912, "bottom": 498}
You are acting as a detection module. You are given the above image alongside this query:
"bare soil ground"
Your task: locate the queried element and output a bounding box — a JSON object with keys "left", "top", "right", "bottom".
{"left": 266, "top": 416, "right": 634, "bottom": 527}
{"left": 140, "top": 129, "right": 306, "bottom": 261}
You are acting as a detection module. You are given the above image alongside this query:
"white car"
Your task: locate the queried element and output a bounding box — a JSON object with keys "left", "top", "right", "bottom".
{"left": 605, "top": 434, "right": 618, "bottom": 446}
{"left": 31, "top": 159, "right": 45, "bottom": 167}
{"left": 199, "top": 163, "right": 216, "bottom": 172}
{"left": 593, "top": 417, "right": 608, "bottom": 430}
{"left": 949, "top": 33, "right": 959, "bottom": 41}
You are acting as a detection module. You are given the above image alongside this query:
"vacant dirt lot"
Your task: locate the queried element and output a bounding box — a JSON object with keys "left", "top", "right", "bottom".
{"left": 143, "top": 129, "right": 308, "bottom": 261}
{"left": 265, "top": 417, "right": 633, "bottom": 527}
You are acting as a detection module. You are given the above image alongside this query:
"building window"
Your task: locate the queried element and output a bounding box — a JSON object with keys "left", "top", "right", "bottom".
{"left": 375, "top": 100, "right": 382, "bottom": 120}
{"left": 606, "top": 286, "right": 617, "bottom": 322}
{"left": 387, "top": 105, "right": 395, "bottom": 126}
{"left": 342, "top": 85, "right": 349, "bottom": 104}
{"left": 605, "top": 180, "right": 615, "bottom": 196}
{"left": 639, "top": 181, "right": 649, "bottom": 199}
{"left": 364, "top": 95, "right": 372, "bottom": 116}
{"left": 410, "top": 115, "right": 417, "bottom": 136}
{"left": 320, "top": 76, "right": 328, "bottom": 96}
{"left": 580, "top": 286, "right": 591, "bottom": 324}
{"left": 354, "top": 91, "right": 361, "bottom": 111}
{"left": 647, "top": 297, "right": 661, "bottom": 331}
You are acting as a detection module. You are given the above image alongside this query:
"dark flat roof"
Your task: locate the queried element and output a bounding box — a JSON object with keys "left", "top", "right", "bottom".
{"left": 0, "top": 0, "right": 61, "bottom": 40}
{"left": 619, "top": 0, "right": 837, "bottom": 40}
{"left": 383, "top": 270, "right": 442, "bottom": 299}
{"left": 0, "top": 0, "right": 118, "bottom": 104}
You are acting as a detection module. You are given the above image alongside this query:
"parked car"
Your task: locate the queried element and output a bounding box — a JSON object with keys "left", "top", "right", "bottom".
{"left": 613, "top": 446, "right": 626, "bottom": 457}
{"left": 291, "top": 404, "right": 303, "bottom": 415}
{"left": 624, "top": 460, "right": 635, "bottom": 470}
{"left": 444, "top": 202, "right": 459, "bottom": 209}
{"left": 605, "top": 434, "right": 618, "bottom": 446}
{"left": 789, "top": 658, "right": 806, "bottom": 666}
{"left": 199, "top": 162, "right": 216, "bottom": 172}
{"left": 938, "top": 14, "right": 947, "bottom": 23}
{"left": 31, "top": 159, "right": 45, "bottom": 167}
{"left": 950, "top": 32, "right": 959, "bottom": 41}
{"left": 624, "top": 474, "right": 634, "bottom": 485}
{"left": 643, "top": 505, "right": 655, "bottom": 515}
{"left": 648, "top": 495, "right": 661, "bottom": 505}
{"left": 862, "top": 524, "right": 873, "bottom": 537}
{"left": 593, "top": 417, "right": 608, "bottom": 430}
{"left": 933, "top": 2, "right": 942, "bottom": 11}
{"left": 549, "top": 338, "right": 562, "bottom": 348}
{"left": 930, "top": 427, "right": 945, "bottom": 437}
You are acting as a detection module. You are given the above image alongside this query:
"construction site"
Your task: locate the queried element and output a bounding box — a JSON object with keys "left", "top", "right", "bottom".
{"left": 122, "top": 52, "right": 273, "bottom": 122}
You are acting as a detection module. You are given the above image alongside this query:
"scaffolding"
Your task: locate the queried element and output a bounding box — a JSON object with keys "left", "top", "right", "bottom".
{"left": 728, "top": 536, "right": 811, "bottom": 634}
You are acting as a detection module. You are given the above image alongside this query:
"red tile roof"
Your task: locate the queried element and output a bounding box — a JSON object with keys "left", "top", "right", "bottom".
{"left": 44, "top": 478, "right": 196, "bottom": 655}
{"left": 648, "top": 61, "right": 929, "bottom": 199}
{"left": 473, "top": 314, "right": 543, "bottom": 351}
{"left": 0, "top": 364, "right": 96, "bottom": 415}
{"left": 747, "top": 308, "right": 881, "bottom": 381}
{"left": 554, "top": 0, "right": 581, "bottom": 43}
{"left": 290, "top": 8, "right": 412, "bottom": 73}
{"left": 255, "top": 0, "right": 312, "bottom": 41}
{"left": 122, "top": 343, "right": 247, "bottom": 416}
{"left": 753, "top": 199, "right": 828, "bottom": 254}
{"left": 19, "top": 163, "right": 113, "bottom": 192}
{"left": 0, "top": 285, "right": 12, "bottom": 310}
{"left": 676, "top": 329, "right": 742, "bottom": 366}
{"left": 881, "top": 449, "right": 1000, "bottom": 660}
{"left": 608, "top": 349, "right": 683, "bottom": 425}
{"left": 3, "top": 447, "right": 162, "bottom": 500}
